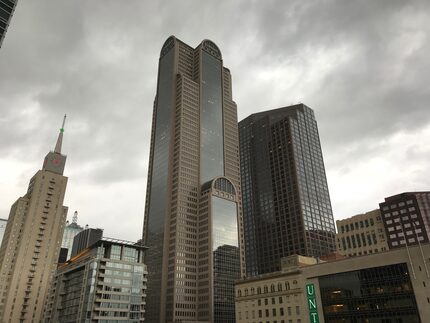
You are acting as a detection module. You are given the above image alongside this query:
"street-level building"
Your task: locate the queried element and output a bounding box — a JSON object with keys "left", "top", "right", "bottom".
{"left": 336, "top": 209, "right": 389, "bottom": 257}
{"left": 380, "top": 192, "right": 430, "bottom": 249}
{"left": 0, "top": 116, "right": 68, "bottom": 323}
{"left": 236, "top": 244, "right": 430, "bottom": 323}
{"left": 43, "top": 238, "right": 148, "bottom": 323}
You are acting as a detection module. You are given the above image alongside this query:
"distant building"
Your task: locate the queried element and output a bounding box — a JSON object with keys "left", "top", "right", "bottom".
{"left": 43, "top": 237, "right": 148, "bottom": 322}
{"left": 239, "top": 104, "right": 336, "bottom": 276}
{"left": 61, "top": 210, "right": 84, "bottom": 260}
{"left": 0, "top": 0, "right": 18, "bottom": 48}
{"left": 0, "top": 218, "right": 7, "bottom": 245}
{"left": 236, "top": 244, "right": 430, "bottom": 322}
{"left": 336, "top": 209, "right": 389, "bottom": 257}
{"left": 0, "top": 116, "right": 68, "bottom": 322}
{"left": 71, "top": 227, "right": 103, "bottom": 258}
{"left": 380, "top": 192, "right": 430, "bottom": 249}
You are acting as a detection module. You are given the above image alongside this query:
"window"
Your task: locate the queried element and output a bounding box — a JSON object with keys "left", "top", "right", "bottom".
{"left": 296, "top": 306, "right": 300, "bottom": 315}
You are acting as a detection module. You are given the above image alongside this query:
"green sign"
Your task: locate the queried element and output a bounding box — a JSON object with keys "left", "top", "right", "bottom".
{"left": 306, "top": 283, "right": 320, "bottom": 323}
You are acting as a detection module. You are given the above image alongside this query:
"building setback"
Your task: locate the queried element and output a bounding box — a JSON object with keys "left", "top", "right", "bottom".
{"left": 239, "top": 104, "right": 336, "bottom": 276}
{"left": 142, "top": 36, "right": 244, "bottom": 322}
{"left": 0, "top": 0, "right": 18, "bottom": 48}
{"left": 0, "top": 116, "right": 68, "bottom": 322}
{"left": 379, "top": 192, "right": 430, "bottom": 249}
{"left": 43, "top": 238, "right": 148, "bottom": 322}
{"left": 236, "top": 244, "right": 430, "bottom": 323}
{"left": 336, "top": 209, "right": 389, "bottom": 257}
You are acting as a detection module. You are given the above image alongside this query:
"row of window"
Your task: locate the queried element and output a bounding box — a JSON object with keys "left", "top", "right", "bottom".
{"left": 237, "top": 281, "right": 296, "bottom": 297}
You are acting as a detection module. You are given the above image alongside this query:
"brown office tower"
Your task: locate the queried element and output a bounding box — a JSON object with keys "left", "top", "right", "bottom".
{"left": 0, "top": 116, "right": 68, "bottom": 322}
{"left": 239, "top": 104, "right": 336, "bottom": 276}
{"left": 379, "top": 192, "right": 430, "bottom": 249}
{"left": 142, "top": 36, "right": 244, "bottom": 323}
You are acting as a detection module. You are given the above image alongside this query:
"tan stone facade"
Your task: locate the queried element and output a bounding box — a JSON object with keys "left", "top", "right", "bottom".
{"left": 236, "top": 256, "right": 318, "bottom": 323}
{"left": 335, "top": 209, "right": 389, "bottom": 257}
{"left": 0, "top": 122, "right": 68, "bottom": 323}
{"left": 236, "top": 244, "right": 430, "bottom": 322}
{"left": 0, "top": 170, "right": 68, "bottom": 322}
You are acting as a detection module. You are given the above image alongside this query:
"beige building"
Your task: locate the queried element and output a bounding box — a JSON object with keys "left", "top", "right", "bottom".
{"left": 236, "top": 244, "right": 430, "bottom": 323}
{"left": 236, "top": 256, "right": 318, "bottom": 323}
{"left": 142, "top": 36, "right": 243, "bottom": 322}
{"left": 0, "top": 117, "right": 68, "bottom": 323}
{"left": 335, "top": 209, "right": 389, "bottom": 257}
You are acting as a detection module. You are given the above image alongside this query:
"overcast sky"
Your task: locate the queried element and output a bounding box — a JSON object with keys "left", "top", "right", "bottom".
{"left": 1, "top": 0, "right": 429, "bottom": 241}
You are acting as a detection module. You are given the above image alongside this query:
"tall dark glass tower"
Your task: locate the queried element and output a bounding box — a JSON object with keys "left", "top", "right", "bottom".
{"left": 239, "top": 104, "right": 336, "bottom": 276}
{"left": 142, "top": 36, "right": 244, "bottom": 323}
{"left": 0, "top": 0, "right": 18, "bottom": 48}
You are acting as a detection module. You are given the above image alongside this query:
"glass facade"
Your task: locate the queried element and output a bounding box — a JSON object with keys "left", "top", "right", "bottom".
{"left": 144, "top": 45, "right": 174, "bottom": 321}
{"left": 290, "top": 107, "right": 336, "bottom": 256}
{"left": 143, "top": 37, "right": 242, "bottom": 322}
{"left": 239, "top": 104, "right": 336, "bottom": 276}
{"left": 200, "top": 52, "right": 224, "bottom": 184}
{"left": 47, "top": 241, "right": 147, "bottom": 323}
{"left": 212, "top": 196, "right": 240, "bottom": 323}
{"left": 319, "top": 263, "right": 420, "bottom": 323}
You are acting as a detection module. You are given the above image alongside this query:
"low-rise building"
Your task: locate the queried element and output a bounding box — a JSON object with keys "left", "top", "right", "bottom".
{"left": 236, "top": 244, "right": 430, "bottom": 323}
{"left": 43, "top": 237, "right": 148, "bottom": 322}
{"left": 336, "top": 209, "right": 389, "bottom": 257}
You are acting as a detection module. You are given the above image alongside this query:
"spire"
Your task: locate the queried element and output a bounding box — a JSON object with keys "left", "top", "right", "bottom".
{"left": 72, "top": 211, "right": 78, "bottom": 224}
{"left": 54, "top": 114, "right": 66, "bottom": 154}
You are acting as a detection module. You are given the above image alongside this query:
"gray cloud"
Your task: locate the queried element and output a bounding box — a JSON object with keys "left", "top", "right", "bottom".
{"left": 1, "top": 0, "right": 429, "bottom": 240}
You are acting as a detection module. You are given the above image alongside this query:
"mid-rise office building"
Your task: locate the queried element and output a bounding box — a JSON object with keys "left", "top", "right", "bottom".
{"left": 142, "top": 36, "right": 244, "bottom": 322}
{"left": 336, "top": 209, "right": 389, "bottom": 257}
{"left": 43, "top": 238, "right": 148, "bottom": 322}
{"left": 239, "top": 104, "right": 336, "bottom": 276}
{"left": 380, "top": 192, "right": 430, "bottom": 249}
{"left": 0, "top": 116, "right": 68, "bottom": 322}
{"left": 0, "top": 218, "right": 7, "bottom": 246}
{"left": 236, "top": 244, "right": 430, "bottom": 322}
{"left": 71, "top": 227, "right": 103, "bottom": 258}
{"left": 61, "top": 211, "right": 84, "bottom": 260}
{"left": 0, "top": 0, "right": 18, "bottom": 48}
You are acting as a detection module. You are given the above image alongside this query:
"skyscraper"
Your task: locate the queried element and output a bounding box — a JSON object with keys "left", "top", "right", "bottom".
{"left": 142, "top": 36, "right": 244, "bottom": 323}
{"left": 239, "top": 104, "right": 336, "bottom": 276}
{"left": 0, "top": 0, "right": 18, "bottom": 49}
{"left": 0, "top": 116, "right": 68, "bottom": 322}
{"left": 61, "top": 211, "right": 84, "bottom": 260}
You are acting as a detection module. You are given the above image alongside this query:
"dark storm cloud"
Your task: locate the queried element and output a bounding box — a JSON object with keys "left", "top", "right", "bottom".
{"left": 1, "top": 0, "right": 429, "bottom": 238}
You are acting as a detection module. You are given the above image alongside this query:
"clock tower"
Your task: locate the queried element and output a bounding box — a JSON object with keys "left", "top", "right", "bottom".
{"left": 43, "top": 115, "right": 67, "bottom": 175}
